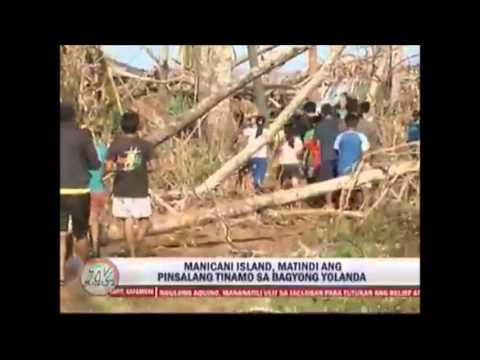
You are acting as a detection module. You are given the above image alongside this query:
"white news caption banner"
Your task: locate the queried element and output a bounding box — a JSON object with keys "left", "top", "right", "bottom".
{"left": 108, "top": 258, "right": 420, "bottom": 287}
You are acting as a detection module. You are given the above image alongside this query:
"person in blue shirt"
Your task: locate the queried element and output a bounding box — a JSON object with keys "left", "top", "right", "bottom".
{"left": 334, "top": 113, "right": 371, "bottom": 208}
{"left": 334, "top": 112, "right": 370, "bottom": 176}
{"left": 86, "top": 128, "right": 108, "bottom": 257}
{"left": 406, "top": 110, "right": 420, "bottom": 143}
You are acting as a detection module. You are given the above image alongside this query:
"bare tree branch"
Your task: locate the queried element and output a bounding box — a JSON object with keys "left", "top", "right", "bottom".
{"left": 247, "top": 45, "right": 269, "bottom": 120}
{"left": 143, "top": 45, "right": 311, "bottom": 147}
{"left": 194, "top": 46, "right": 344, "bottom": 195}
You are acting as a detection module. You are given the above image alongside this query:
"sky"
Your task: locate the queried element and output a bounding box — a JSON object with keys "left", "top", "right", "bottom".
{"left": 101, "top": 45, "right": 420, "bottom": 73}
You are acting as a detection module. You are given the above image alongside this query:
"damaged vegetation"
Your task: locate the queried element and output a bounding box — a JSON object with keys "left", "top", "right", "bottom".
{"left": 61, "top": 45, "right": 420, "bottom": 313}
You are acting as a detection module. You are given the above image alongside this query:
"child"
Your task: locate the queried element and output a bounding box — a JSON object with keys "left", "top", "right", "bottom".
{"left": 105, "top": 112, "right": 156, "bottom": 257}
{"left": 243, "top": 116, "right": 271, "bottom": 190}
{"left": 86, "top": 128, "right": 108, "bottom": 257}
{"left": 278, "top": 126, "right": 304, "bottom": 189}
{"left": 406, "top": 110, "right": 420, "bottom": 143}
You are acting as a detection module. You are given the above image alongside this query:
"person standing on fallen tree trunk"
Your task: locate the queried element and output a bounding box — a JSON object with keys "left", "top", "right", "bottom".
{"left": 60, "top": 103, "right": 101, "bottom": 287}
{"left": 105, "top": 112, "right": 156, "bottom": 257}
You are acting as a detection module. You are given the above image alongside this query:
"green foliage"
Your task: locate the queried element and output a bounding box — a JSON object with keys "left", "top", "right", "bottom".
{"left": 167, "top": 94, "right": 193, "bottom": 116}
{"left": 269, "top": 201, "right": 420, "bottom": 313}
{"left": 318, "top": 201, "right": 420, "bottom": 258}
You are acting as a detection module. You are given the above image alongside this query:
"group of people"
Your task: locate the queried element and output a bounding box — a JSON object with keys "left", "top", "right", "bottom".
{"left": 241, "top": 92, "right": 387, "bottom": 207}
{"left": 60, "top": 92, "right": 420, "bottom": 287}
{"left": 60, "top": 103, "right": 155, "bottom": 287}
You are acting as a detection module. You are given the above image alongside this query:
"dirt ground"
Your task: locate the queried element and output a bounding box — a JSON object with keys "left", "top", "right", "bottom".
{"left": 61, "top": 214, "right": 334, "bottom": 313}
{"left": 60, "top": 200, "right": 420, "bottom": 313}
{"left": 103, "top": 215, "right": 320, "bottom": 258}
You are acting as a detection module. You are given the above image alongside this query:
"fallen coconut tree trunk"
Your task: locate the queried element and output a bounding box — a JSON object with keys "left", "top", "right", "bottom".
{"left": 194, "top": 46, "right": 346, "bottom": 195}
{"left": 264, "top": 209, "right": 364, "bottom": 219}
{"left": 106, "top": 159, "right": 418, "bottom": 241}
{"left": 143, "top": 46, "right": 310, "bottom": 147}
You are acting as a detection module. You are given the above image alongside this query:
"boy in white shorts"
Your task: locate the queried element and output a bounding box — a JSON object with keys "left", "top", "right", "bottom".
{"left": 105, "top": 112, "right": 156, "bottom": 257}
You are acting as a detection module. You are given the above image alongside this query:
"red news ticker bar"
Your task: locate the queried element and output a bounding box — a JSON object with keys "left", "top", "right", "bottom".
{"left": 109, "top": 287, "right": 420, "bottom": 298}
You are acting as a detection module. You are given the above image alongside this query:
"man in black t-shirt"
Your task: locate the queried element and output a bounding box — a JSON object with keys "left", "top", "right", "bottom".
{"left": 105, "top": 112, "right": 155, "bottom": 257}
{"left": 314, "top": 103, "right": 340, "bottom": 208}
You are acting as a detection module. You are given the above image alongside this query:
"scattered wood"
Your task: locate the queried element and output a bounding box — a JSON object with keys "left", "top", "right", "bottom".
{"left": 194, "top": 46, "right": 345, "bottom": 195}
{"left": 150, "top": 191, "right": 179, "bottom": 215}
{"left": 142, "top": 46, "right": 162, "bottom": 71}
{"left": 107, "top": 57, "right": 189, "bottom": 84}
{"left": 107, "top": 64, "right": 124, "bottom": 115}
{"left": 143, "top": 46, "right": 310, "bottom": 147}
{"left": 268, "top": 97, "right": 282, "bottom": 109}
{"left": 105, "top": 159, "right": 418, "bottom": 241}
{"left": 360, "top": 174, "right": 400, "bottom": 225}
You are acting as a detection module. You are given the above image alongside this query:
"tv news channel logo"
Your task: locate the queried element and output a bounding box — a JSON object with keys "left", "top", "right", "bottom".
{"left": 81, "top": 259, "right": 119, "bottom": 296}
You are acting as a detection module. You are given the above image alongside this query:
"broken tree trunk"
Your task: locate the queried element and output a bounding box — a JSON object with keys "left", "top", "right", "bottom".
{"left": 106, "top": 159, "right": 418, "bottom": 240}
{"left": 194, "top": 46, "right": 345, "bottom": 195}
{"left": 389, "top": 45, "right": 404, "bottom": 106}
{"left": 247, "top": 45, "right": 270, "bottom": 120}
{"left": 201, "top": 46, "right": 236, "bottom": 156}
{"left": 308, "top": 46, "right": 318, "bottom": 75}
{"left": 264, "top": 208, "right": 364, "bottom": 219}
{"left": 232, "top": 45, "right": 278, "bottom": 69}
{"left": 155, "top": 45, "right": 169, "bottom": 80}
{"left": 143, "top": 45, "right": 310, "bottom": 146}
{"left": 368, "top": 46, "right": 390, "bottom": 113}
